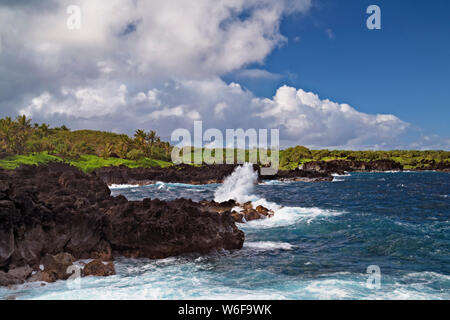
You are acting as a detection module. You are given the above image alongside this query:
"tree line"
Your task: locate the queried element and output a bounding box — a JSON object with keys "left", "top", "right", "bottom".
{"left": 0, "top": 115, "right": 172, "bottom": 161}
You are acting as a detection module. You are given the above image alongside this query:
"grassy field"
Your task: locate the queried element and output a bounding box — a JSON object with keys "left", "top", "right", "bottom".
{"left": 0, "top": 152, "right": 172, "bottom": 172}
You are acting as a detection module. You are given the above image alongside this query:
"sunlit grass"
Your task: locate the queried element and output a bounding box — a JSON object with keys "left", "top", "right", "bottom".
{"left": 0, "top": 152, "right": 172, "bottom": 172}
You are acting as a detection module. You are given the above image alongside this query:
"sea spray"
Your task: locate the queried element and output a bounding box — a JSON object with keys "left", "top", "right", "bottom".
{"left": 214, "top": 163, "right": 258, "bottom": 204}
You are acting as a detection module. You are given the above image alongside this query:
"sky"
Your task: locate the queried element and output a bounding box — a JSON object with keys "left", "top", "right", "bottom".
{"left": 0, "top": 0, "right": 449, "bottom": 150}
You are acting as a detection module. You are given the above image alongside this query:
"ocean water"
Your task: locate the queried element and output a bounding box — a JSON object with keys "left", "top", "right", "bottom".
{"left": 2, "top": 166, "right": 449, "bottom": 300}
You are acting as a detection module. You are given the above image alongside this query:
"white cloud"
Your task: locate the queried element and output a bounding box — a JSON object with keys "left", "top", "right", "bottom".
{"left": 255, "top": 86, "right": 410, "bottom": 148}
{"left": 21, "top": 78, "right": 422, "bottom": 149}
{"left": 21, "top": 83, "right": 127, "bottom": 118}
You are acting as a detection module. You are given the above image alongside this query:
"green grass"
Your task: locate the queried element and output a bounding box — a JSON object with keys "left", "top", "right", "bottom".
{"left": 0, "top": 152, "right": 172, "bottom": 172}
{"left": 0, "top": 152, "right": 62, "bottom": 169}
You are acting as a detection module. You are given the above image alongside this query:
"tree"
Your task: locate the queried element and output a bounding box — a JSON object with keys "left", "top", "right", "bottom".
{"left": 16, "top": 115, "right": 31, "bottom": 129}
{"left": 101, "top": 143, "right": 114, "bottom": 159}
{"left": 134, "top": 129, "right": 146, "bottom": 146}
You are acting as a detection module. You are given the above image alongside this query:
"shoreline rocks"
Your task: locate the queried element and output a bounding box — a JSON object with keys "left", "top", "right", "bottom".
{"left": 93, "top": 164, "right": 334, "bottom": 186}
{"left": 301, "top": 159, "right": 404, "bottom": 174}
{"left": 83, "top": 259, "right": 115, "bottom": 277}
{"left": 198, "top": 200, "right": 274, "bottom": 223}
{"left": 0, "top": 163, "right": 244, "bottom": 286}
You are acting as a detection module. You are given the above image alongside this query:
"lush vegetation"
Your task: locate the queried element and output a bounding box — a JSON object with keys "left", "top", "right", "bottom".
{"left": 0, "top": 115, "right": 172, "bottom": 171}
{"left": 279, "top": 146, "right": 450, "bottom": 170}
{"left": 0, "top": 152, "right": 172, "bottom": 172}
{"left": 1, "top": 115, "right": 448, "bottom": 171}
{"left": 179, "top": 145, "right": 449, "bottom": 170}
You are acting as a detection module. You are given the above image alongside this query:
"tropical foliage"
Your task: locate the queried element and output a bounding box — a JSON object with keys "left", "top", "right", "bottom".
{"left": 0, "top": 115, "right": 172, "bottom": 161}
{"left": 1, "top": 115, "right": 448, "bottom": 171}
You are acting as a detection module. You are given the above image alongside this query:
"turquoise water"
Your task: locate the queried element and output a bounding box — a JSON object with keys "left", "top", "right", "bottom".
{"left": 1, "top": 171, "right": 449, "bottom": 300}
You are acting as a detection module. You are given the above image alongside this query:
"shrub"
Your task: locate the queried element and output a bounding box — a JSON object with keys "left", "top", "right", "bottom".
{"left": 127, "top": 149, "right": 145, "bottom": 160}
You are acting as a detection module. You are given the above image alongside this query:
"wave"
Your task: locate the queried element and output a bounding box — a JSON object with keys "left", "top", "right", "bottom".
{"left": 153, "top": 181, "right": 214, "bottom": 188}
{"left": 243, "top": 206, "right": 345, "bottom": 228}
{"left": 244, "top": 241, "right": 295, "bottom": 251}
{"left": 259, "top": 180, "right": 292, "bottom": 186}
{"left": 214, "top": 163, "right": 258, "bottom": 204}
{"left": 109, "top": 184, "right": 141, "bottom": 189}
{"left": 214, "top": 163, "right": 345, "bottom": 227}
{"left": 8, "top": 267, "right": 448, "bottom": 300}
{"left": 332, "top": 173, "right": 351, "bottom": 177}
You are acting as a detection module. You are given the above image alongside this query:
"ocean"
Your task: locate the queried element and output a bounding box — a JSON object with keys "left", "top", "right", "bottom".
{"left": 1, "top": 166, "right": 449, "bottom": 300}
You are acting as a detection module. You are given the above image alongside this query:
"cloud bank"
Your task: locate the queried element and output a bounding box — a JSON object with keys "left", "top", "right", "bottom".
{"left": 0, "top": 0, "right": 447, "bottom": 149}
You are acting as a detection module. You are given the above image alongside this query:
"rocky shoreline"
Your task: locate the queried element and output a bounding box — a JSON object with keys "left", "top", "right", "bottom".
{"left": 92, "top": 159, "right": 449, "bottom": 188}
{"left": 0, "top": 163, "right": 244, "bottom": 287}
{"left": 93, "top": 163, "right": 334, "bottom": 186}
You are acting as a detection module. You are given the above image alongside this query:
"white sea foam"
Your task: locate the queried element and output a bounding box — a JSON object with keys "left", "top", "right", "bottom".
{"left": 259, "top": 180, "right": 292, "bottom": 186}
{"left": 214, "top": 163, "right": 258, "bottom": 204}
{"left": 3, "top": 259, "right": 448, "bottom": 300}
{"left": 244, "top": 241, "right": 295, "bottom": 251}
{"left": 244, "top": 206, "right": 345, "bottom": 228}
{"left": 215, "top": 163, "right": 345, "bottom": 227}
{"left": 109, "top": 184, "right": 140, "bottom": 189}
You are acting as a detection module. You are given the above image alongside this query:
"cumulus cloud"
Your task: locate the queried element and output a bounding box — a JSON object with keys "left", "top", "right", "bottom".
{"left": 0, "top": 0, "right": 447, "bottom": 150}
{"left": 19, "top": 78, "right": 418, "bottom": 149}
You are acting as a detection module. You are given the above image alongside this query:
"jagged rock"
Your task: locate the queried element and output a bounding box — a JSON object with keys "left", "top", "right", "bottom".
{"left": 83, "top": 259, "right": 115, "bottom": 277}
{"left": 89, "top": 240, "right": 113, "bottom": 261}
{"left": 199, "top": 199, "right": 237, "bottom": 214}
{"left": 93, "top": 163, "right": 335, "bottom": 186}
{"left": 231, "top": 211, "right": 244, "bottom": 223}
{"left": 28, "top": 271, "right": 56, "bottom": 283}
{"left": 93, "top": 164, "right": 239, "bottom": 186}
{"left": 199, "top": 200, "right": 274, "bottom": 223}
{"left": 103, "top": 198, "right": 244, "bottom": 259}
{"left": 242, "top": 202, "right": 253, "bottom": 211}
{"left": 0, "top": 163, "right": 244, "bottom": 287}
{"left": 0, "top": 271, "right": 23, "bottom": 286}
{"left": 260, "top": 167, "right": 333, "bottom": 182}
{"left": 240, "top": 202, "right": 272, "bottom": 221}
{"left": 256, "top": 205, "right": 274, "bottom": 218}
{"left": 301, "top": 159, "right": 403, "bottom": 174}
{"left": 7, "top": 265, "right": 33, "bottom": 280}
{"left": 42, "top": 253, "right": 76, "bottom": 280}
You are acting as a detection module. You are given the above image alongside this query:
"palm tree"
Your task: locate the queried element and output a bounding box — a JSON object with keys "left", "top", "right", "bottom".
{"left": 147, "top": 130, "right": 157, "bottom": 156}
{"left": 134, "top": 129, "right": 146, "bottom": 146}
{"left": 0, "top": 117, "right": 14, "bottom": 152}
{"left": 16, "top": 115, "right": 31, "bottom": 129}
{"left": 102, "top": 143, "right": 114, "bottom": 159}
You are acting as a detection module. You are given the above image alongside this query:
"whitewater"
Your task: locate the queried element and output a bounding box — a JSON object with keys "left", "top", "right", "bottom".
{"left": 1, "top": 165, "right": 449, "bottom": 300}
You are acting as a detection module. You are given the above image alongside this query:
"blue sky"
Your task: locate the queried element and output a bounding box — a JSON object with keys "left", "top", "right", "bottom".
{"left": 227, "top": 0, "right": 450, "bottom": 137}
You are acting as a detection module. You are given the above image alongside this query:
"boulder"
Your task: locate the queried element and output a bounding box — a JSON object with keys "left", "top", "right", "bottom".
{"left": 41, "top": 253, "right": 75, "bottom": 280}
{"left": 256, "top": 205, "right": 274, "bottom": 218}
{"left": 231, "top": 211, "right": 244, "bottom": 223}
{"left": 0, "top": 271, "right": 23, "bottom": 286}
{"left": 83, "top": 259, "right": 115, "bottom": 277}
{"left": 7, "top": 265, "right": 33, "bottom": 280}
{"left": 28, "top": 271, "right": 56, "bottom": 283}
{"left": 103, "top": 198, "right": 244, "bottom": 259}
